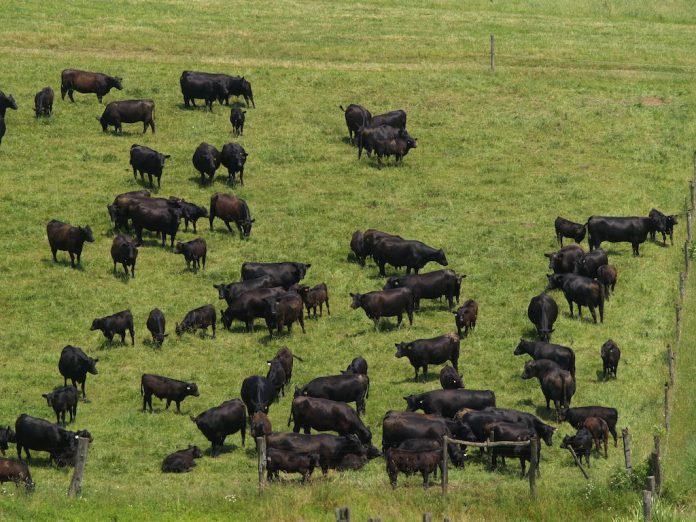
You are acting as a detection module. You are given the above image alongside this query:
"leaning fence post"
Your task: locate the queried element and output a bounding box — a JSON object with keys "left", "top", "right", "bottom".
{"left": 423, "top": 514, "right": 432, "bottom": 522}
{"left": 684, "top": 242, "right": 690, "bottom": 272}
{"left": 490, "top": 34, "right": 495, "bottom": 72}
{"left": 256, "top": 437, "right": 266, "bottom": 491}
{"left": 664, "top": 382, "right": 671, "bottom": 431}
{"left": 643, "top": 490, "right": 653, "bottom": 521}
{"left": 691, "top": 181, "right": 695, "bottom": 211}
{"left": 668, "top": 345, "right": 675, "bottom": 386}
{"left": 336, "top": 507, "right": 350, "bottom": 522}
{"left": 622, "top": 428, "right": 633, "bottom": 476}
{"left": 688, "top": 210, "right": 693, "bottom": 242}
{"left": 529, "top": 438, "right": 538, "bottom": 498}
{"left": 679, "top": 272, "right": 686, "bottom": 304}
{"left": 67, "top": 437, "right": 90, "bottom": 497}
{"left": 647, "top": 475, "right": 656, "bottom": 496}
{"left": 653, "top": 436, "right": 662, "bottom": 494}
{"left": 441, "top": 436, "right": 449, "bottom": 496}
{"left": 676, "top": 304, "right": 682, "bottom": 341}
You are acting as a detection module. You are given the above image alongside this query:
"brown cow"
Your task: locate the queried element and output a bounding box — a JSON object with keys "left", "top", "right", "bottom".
{"left": 209, "top": 193, "right": 254, "bottom": 239}
{"left": 453, "top": 299, "right": 478, "bottom": 337}
{"left": 583, "top": 416, "right": 609, "bottom": 458}
{"left": 297, "top": 283, "right": 330, "bottom": 318}
{"left": 0, "top": 458, "right": 33, "bottom": 490}
{"left": 251, "top": 412, "right": 272, "bottom": 438}
{"left": 47, "top": 220, "right": 94, "bottom": 267}
{"left": 60, "top": 69, "right": 122, "bottom": 103}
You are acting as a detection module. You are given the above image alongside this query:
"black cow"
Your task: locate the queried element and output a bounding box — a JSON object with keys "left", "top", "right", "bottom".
{"left": 220, "top": 287, "right": 287, "bottom": 332}
{"left": 395, "top": 333, "right": 460, "bottom": 381}
{"left": 372, "top": 238, "right": 446, "bottom": 275}
{"left": 527, "top": 292, "right": 558, "bottom": 342}
{"left": 372, "top": 109, "right": 407, "bottom": 129}
{"left": 99, "top": 99, "right": 155, "bottom": 134}
{"left": 586, "top": 216, "right": 657, "bottom": 256}
{"left": 487, "top": 422, "right": 540, "bottom": 478}
{"left": 129, "top": 203, "right": 181, "bottom": 247}
{"left": 0, "top": 91, "right": 17, "bottom": 118}
{"left": 596, "top": 265, "right": 618, "bottom": 298}
{"left": 192, "top": 142, "right": 221, "bottom": 184}
{"left": 296, "top": 374, "right": 370, "bottom": 415}
{"left": 266, "top": 359, "right": 287, "bottom": 399}
{"left": 649, "top": 208, "right": 678, "bottom": 245}
{"left": 0, "top": 427, "right": 15, "bottom": 456}
{"left": 111, "top": 234, "right": 138, "bottom": 277}
{"left": 356, "top": 125, "right": 404, "bottom": 159}
{"left": 190, "top": 399, "right": 246, "bottom": 456}
{"left": 337, "top": 453, "right": 368, "bottom": 471}
{"left": 130, "top": 145, "right": 169, "bottom": 188}
{"left": 141, "top": 374, "right": 199, "bottom": 413}
{"left": 350, "top": 230, "right": 366, "bottom": 265}
{"left": 214, "top": 275, "right": 275, "bottom": 306}
{"left": 60, "top": 69, "right": 122, "bottom": 103}
{"left": 457, "top": 408, "right": 555, "bottom": 447}
{"left": 453, "top": 299, "right": 478, "bottom": 338}
{"left": 559, "top": 406, "right": 619, "bottom": 447}
{"left": 168, "top": 197, "right": 208, "bottom": 233}
{"left": 14, "top": 414, "right": 82, "bottom": 464}
{"left": 600, "top": 339, "right": 620, "bottom": 378}
{"left": 175, "top": 238, "right": 207, "bottom": 271}
{"left": 241, "top": 376, "right": 277, "bottom": 421}
{"left": 107, "top": 190, "right": 151, "bottom": 230}
{"left": 554, "top": 217, "right": 586, "bottom": 247}
{"left": 546, "top": 273, "right": 605, "bottom": 323}
{"left": 146, "top": 308, "right": 167, "bottom": 345}
{"left": 220, "top": 142, "right": 248, "bottom": 186}
{"left": 91, "top": 310, "right": 135, "bottom": 345}
{"left": 545, "top": 244, "right": 584, "bottom": 274}
{"left": 161, "top": 446, "right": 203, "bottom": 473}
{"left": 386, "top": 447, "right": 440, "bottom": 488}
{"left": 266, "top": 433, "right": 372, "bottom": 475}
{"left": 209, "top": 193, "right": 253, "bottom": 239}
{"left": 340, "top": 104, "right": 372, "bottom": 144}
{"left": 362, "top": 229, "right": 402, "bottom": 260}
{"left": 395, "top": 438, "right": 465, "bottom": 474}
{"left": 42, "top": 386, "right": 78, "bottom": 426}
{"left": 521, "top": 360, "right": 575, "bottom": 421}
{"left": 269, "top": 347, "right": 303, "bottom": 384}
{"left": 381, "top": 411, "right": 461, "bottom": 456}
{"left": 58, "top": 345, "right": 98, "bottom": 400}
{"left": 179, "top": 71, "right": 253, "bottom": 107}
{"left": 175, "top": 304, "right": 216, "bottom": 338}
{"left": 230, "top": 107, "right": 245, "bottom": 135}
{"left": 439, "top": 366, "right": 463, "bottom": 389}
{"left": 226, "top": 76, "right": 255, "bottom": 108}
{"left": 514, "top": 339, "right": 575, "bottom": 376}
{"left": 404, "top": 389, "right": 496, "bottom": 418}
{"left": 34, "top": 87, "right": 54, "bottom": 117}
{"left": 179, "top": 71, "right": 227, "bottom": 111}
{"left": 297, "top": 283, "right": 330, "bottom": 318}
{"left": 372, "top": 130, "right": 417, "bottom": 167}
{"left": 560, "top": 429, "right": 593, "bottom": 467}
{"left": 0, "top": 458, "right": 33, "bottom": 490}
{"left": 384, "top": 269, "right": 463, "bottom": 311}
{"left": 241, "top": 262, "right": 310, "bottom": 289}
{"left": 574, "top": 249, "right": 608, "bottom": 278}
{"left": 251, "top": 412, "right": 272, "bottom": 438}
{"left": 289, "top": 396, "right": 371, "bottom": 444}
{"left": 341, "top": 357, "right": 368, "bottom": 376}
{"left": 47, "top": 220, "right": 94, "bottom": 267}
{"left": 266, "top": 449, "right": 320, "bottom": 483}
{"left": 350, "top": 288, "right": 415, "bottom": 329}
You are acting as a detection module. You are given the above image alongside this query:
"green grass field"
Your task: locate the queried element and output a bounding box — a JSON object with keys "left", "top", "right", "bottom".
{"left": 1, "top": 1, "right": 696, "bottom": 520}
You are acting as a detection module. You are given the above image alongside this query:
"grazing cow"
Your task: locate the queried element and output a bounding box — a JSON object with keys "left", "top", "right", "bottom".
{"left": 440, "top": 366, "right": 463, "bottom": 389}
{"left": 554, "top": 217, "right": 586, "bottom": 247}
{"left": 362, "top": 229, "right": 402, "bottom": 260}
{"left": 130, "top": 145, "right": 169, "bottom": 188}
{"left": 560, "top": 406, "right": 619, "bottom": 447}
{"left": 99, "top": 99, "right": 155, "bottom": 134}
{"left": 297, "top": 283, "right": 330, "bottom": 318}
{"left": 220, "top": 287, "right": 287, "bottom": 332}
{"left": 372, "top": 130, "right": 417, "bottom": 166}
{"left": 60, "top": 69, "right": 122, "bottom": 103}
{"left": 146, "top": 308, "right": 167, "bottom": 345}
{"left": 289, "top": 396, "right": 372, "bottom": 444}
{"left": 226, "top": 76, "right": 255, "bottom": 108}
{"left": 179, "top": 71, "right": 254, "bottom": 107}
{"left": 161, "top": 446, "right": 203, "bottom": 473}
{"left": 521, "top": 360, "right": 575, "bottom": 421}
{"left": 350, "top": 230, "right": 366, "bottom": 265}
{"left": 214, "top": 276, "right": 275, "bottom": 306}
{"left": 42, "top": 386, "right": 78, "bottom": 426}
{"left": 264, "top": 293, "right": 306, "bottom": 337}
{"left": 46, "top": 220, "right": 94, "bottom": 267}
{"left": 167, "top": 197, "right": 208, "bottom": 233}
{"left": 600, "top": 339, "right": 621, "bottom": 378}
{"left": 395, "top": 334, "right": 460, "bottom": 381}
{"left": 486, "top": 422, "right": 540, "bottom": 477}
{"left": 546, "top": 273, "right": 605, "bottom": 323}
{"left": 0, "top": 458, "right": 33, "bottom": 490}
{"left": 230, "top": 107, "right": 245, "bottom": 135}
{"left": 107, "top": 190, "right": 151, "bottom": 230}
{"left": 110, "top": 234, "right": 138, "bottom": 277}
{"left": 574, "top": 249, "right": 608, "bottom": 278}
{"left": 266, "top": 359, "right": 287, "bottom": 399}
{"left": 545, "top": 244, "right": 584, "bottom": 274}
{"left": 141, "top": 374, "right": 199, "bottom": 413}
{"left": 453, "top": 299, "right": 478, "bottom": 337}
{"left": 266, "top": 449, "right": 320, "bottom": 483}
{"left": 597, "top": 265, "right": 618, "bottom": 298}
{"left": 48, "top": 429, "right": 93, "bottom": 468}
{"left": 175, "top": 304, "right": 216, "bottom": 338}
{"left": 340, "top": 104, "right": 372, "bottom": 144}
{"left": 372, "top": 109, "right": 407, "bottom": 130}
{"left": 404, "top": 389, "right": 496, "bottom": 418}
{"left": 296, "top": 374, "right": 370, "bottom": 415}
{"left": 174, "top": 238, "right": 207, "bottom": 270}
{"left": 251, "top": 412, "right": 272, "bottom": 438}
{"left": 583, "top": 417, "right": 609, "bottom": 458}
{"left": 220, "top": 142, "right": 248, "bottom": 186}
{"left": 350, "top": 288, "right": 415, "bottom": 329}
{"left": 58, "top": 346, "right": 98, "bottom": 399}
{"left": 649, "top": 208, "right": 678, "bottom": 245}
{"left": 384, "top": 270, "right": 464, "bottom": 311}
{"left": 240, "top": 376, "right": 277, "bottom": 421}
{"left": 14, "top": 414, "right": 83, "bottom": 464}
{"left": 179, "top": 71, "right": 227, "bottom": 110}
{"left": 587, "top": 216, "right": 658, "bottom": 256}
{"left": 241, "top": 262, "right": 310, "bottom": 289}
{"left": 0, "top": 427, "right": 16, "bottom": 456}
{"left": 190, "top": 399, "right": 246, "bottom": 456}
{"left": 527, "top": 292, "right": 558, "bottom": 342}
{"left": 560, "top": 428, "right": 593, "bottom": 467}
{"left": 269, "top": 347, "right": 303, "bottom": 384}
{"left": 386, "top": 447, "right": 440, "bottom": 488}
{"left": 209, "top": 193, "right": 253, "bottom": 239}
{"left": 34, "top": 87, "right": 54, "bottom": 117}
{"left": 91, "top": 310, "right": 135, "bottom": 345}
{"left": 356, "top": 125, "right": 404, "bottom": 159}
{"left": 457, "top": 408, "right": 555, "bottom": 447}
{"left": 341, "top": 357, "right": 368, "bottom": 376}
{"left": 372, "top": 238, "right": 446, "bottom": 276}
{"left": 192, "top": 142, "right": 222, "bottom": 184}
{"left": 129, "top": 203, "right": 182, "bottom": 247}
{"left": 514, "top": 339, "right": 576, "bottom": 376}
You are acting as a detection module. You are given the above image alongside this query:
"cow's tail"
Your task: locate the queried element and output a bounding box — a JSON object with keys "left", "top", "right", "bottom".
{"left": 287, "top": 406, "right": 294, "bottom": 427}
{"left": 209, "top": 193, "right": 218, "bottom": 229}
{"left": 562, "top": 375, "right": 568, "bottom": 410}
{"left": 597, "top": 281, "right": 605, "bottom": 322}
{"left": 365, "top": 376, "right": 370, "bottom": 400}
{"left": 339, "top": 105, "right": 345, "bottom": 112}
{"left": 570, "top": 351, "right": 576, "bottom": 378}
{"left": 140, "top": 380, "right": 144, "bottom": 396}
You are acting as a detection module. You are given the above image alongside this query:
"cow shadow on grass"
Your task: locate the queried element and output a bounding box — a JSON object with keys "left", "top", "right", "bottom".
{"left": 133, "top": 177, "right": 159, "bottom": 192}
{"left": 41, "top": 258, "right": 86, "bottom": 272}
{"left": 203, "top": 444, "right": 242, "bottom": 458}
{"left": 142, "top": 339, "right": 163, "bottom": 350}
{"left": 95, "top": 338, "right": 130, "bottom": 351}
{"left": 21, "top": 456, "right": 69, "bottom": 470}
{"left": 391, "top": 373, "right": 439, "bottom": 385}
{"left": 649, "top": 239, "right": 669, "bottom": 248}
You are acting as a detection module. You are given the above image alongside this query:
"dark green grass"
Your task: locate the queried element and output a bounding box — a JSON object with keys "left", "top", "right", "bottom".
{"left": 0, "top": 1, "right": 694, "bottom": 520}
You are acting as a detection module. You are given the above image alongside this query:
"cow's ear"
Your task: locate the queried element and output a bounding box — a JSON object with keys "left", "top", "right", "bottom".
{"left": 349, "top": 293, "right": 355, "bottom": 297}
{"left": 305, "top": 264, "right": 311, "bottom": 269}
{"left": 544, "top": 253, "right": 551, "bottom": 258}
{"left": 42, "top": 394, "right": 48, "bottom": 399}
{"left": 94, "top": 358, "right": 99, "bottom": 362}
{"left": 164, "top": 155, "right": 171, "bottom": 159}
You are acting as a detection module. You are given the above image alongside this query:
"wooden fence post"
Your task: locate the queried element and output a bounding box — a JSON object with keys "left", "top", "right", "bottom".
{"left": 668, "top": 345, "right": 675, "bottom": 386}
{"left": 490, "top": 34, "right": 495, "bottom": 72}
{"left": 529, "top": 438, "right": 538, "bottom": 498}
{"left": 676, "top": 304, "right": 682, "bottom": 341}
{"left": 653, "top": 436, "right": 662, "bottom": 494}
{"left": 691, "top": 181, "right": 695, "bottom": 211}
{"left": 679, "top": 272, "right": 686, "bottom": 304}
{"left": 256, "top": 437, "right": 266, "bottom": 491}
{"left": 567, "top": 445, "right": 589, "bottom": 480}
{"left": 336, "top": 507, "right": 351, "bottom": 522}
{"left": 67, "top": 437, "right": 90, "bottom": 497}
{"left": 684, "top": 242, "right": 690, "bottom": 272}
{"left": 688, "top": 210, "right": 693, "bottom": 242}
{"left": 647, "top": 475, "right": 656, "bottom": 496}
{"left": 693, "top": 150, "right": 696, "bottom": 183}
{"left": 441, "top": 436, "right": 448, "bottom": 496}
{"left": 622, "top": 428, "right": 633, "bottom": 476}
{"left": 643, "top": 490, "right": 653, "bottom": 521}
{"left": 423, "top": 514, "right": 432, "bottom": 522}
{"left": 487, "top": 434, "right": 495, "bottom": 471}
{"left": 664, "top": 382, "right": 671, "bottom": 431}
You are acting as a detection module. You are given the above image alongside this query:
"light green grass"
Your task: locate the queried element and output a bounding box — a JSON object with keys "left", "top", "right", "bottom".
{"left": 0, "top": 1, "right": 694, "bottom": 520}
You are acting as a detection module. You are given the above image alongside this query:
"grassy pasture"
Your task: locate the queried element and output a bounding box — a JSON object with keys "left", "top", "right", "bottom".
{"left": 0, "top": 1, "right": 695, "bottom": 520}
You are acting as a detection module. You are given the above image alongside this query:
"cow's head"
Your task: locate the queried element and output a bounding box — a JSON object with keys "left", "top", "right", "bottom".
{"left": 241, "top": 218, "right": 254, "bottom": 239}
{"left": 175, "top": 322, "right": 183, "bottom": 336}
{"left": 545, "top": 273, "right": 564, "bottom": 291}
{"left": 349, "top": 293, "right": 363, "bottom": 309}
{"left": 111, "top": 76, "right": 123, "bottom": 90}
{"left": 559, "top": 435, "right": 573, "bottom": 449}
{"left": 75, "top": 429, "right": 94, "bottom": 443}
{"left": 213, "top": 284, "right": 228, "bottom": 300}
{"left": 521, "top": 360, "right": 539, "bottom": 380}
{"left": 81, "top": 226, "right": 95, "bottom": 243}
{"left": 241, "top": 78, "right": 255, "bottom": 107}
{"left": 186, "top": 383, "right": 200, "bottom": 397}
{"left": 214, "top": 81, "right": 229, "bottom": 104}
{"left": 444, "top": 372, "right": 463, "bottom": 389}
{"left": 539, "top": 423, "right": 556, "bottom": 446}
{"left": 436, "top": 249, "right": 448, "bottom": 266}
{"left": 90, "top": 318, "right": 103, "bottom": 332}
{"left": 359, "top": 426, "right": 373, "bottom": 445}
{"left": 87, "top": 356, "right": 99, "bottom": 375}
{"left": 174, "top": 242, "right": 185, "bottom": 255}
{"left": 403, "top": 393, "right": 422, "bottom": 411}
{"left": 153, "top": 332, "right": 167, "bottom": 345}
{"left": 544, "top": 251, "right": 561, "bottom": 271}
{"left": 539, "top": 327, "right": 553, "bottom": 342}
{"left": 668, "top": 215, "right": 679, "bottom": 227}
{"left": 293, "top": 263, "right": 311, "bottom": 280}
{"left": 158, "top": 153, "right": 171, "bottom": 168}
{"left": 98, "top": 114, "right": 109, "bottom": 132}
{"left": 394, "top": 342, "right": 411, "bottom": 358}
{"left": 1, "top": 94, "right": 18, "bottom": 111}
{"left": 557, "top": 407, "right": 569, "bottom": 422}
{"left": 342, "top": 434, "right": 365, "bottom": 455}
{"left": 42, "top": 392, "right": 54, "bottom": 407}
{"left": 189, "top": 445, "right": 203, "bottom": 459}
{"left": 513, "top": 339, "right": 532, "bottom": 356}
{"left": 383, "top": 276, "right": 403, "bottom": 291}
{"left": 264, "top": 297, "right": 279, "bottom": 318}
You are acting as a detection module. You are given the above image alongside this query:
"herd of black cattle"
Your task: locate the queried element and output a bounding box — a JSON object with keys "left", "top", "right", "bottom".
{"left": 0, "top": 68, "right": 681, "bottom": 492}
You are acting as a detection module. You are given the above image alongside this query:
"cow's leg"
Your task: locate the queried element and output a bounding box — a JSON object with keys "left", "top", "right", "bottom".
{"left": 520, "top": 459, "right": 526, "bottom": 478}
{"left": 326, "top": 299, "right": 330, "bottom": 316}
{"left": 147, "top": 173, "right": 154, "bottom": 188}
{"left": 240, "top": 168, "right": 244, "bottom": 186}
{"left": 150, "top": 119, "right": 155, "bottom": 134}
{"left": 299, "top": 315, "right": 305, "bottom": 333}
{"left": 175, "top": 401, "right": 181, "bottom": 413}
{"left": 223, "top": 220, "right": 233, "bottom": 233}
{"left": 373, "top": 318, "right": 379, "bottom": 331}
{"left": 407, "top": 309, "right": 414, "bottom": 326}
{"left": 633, "top": 243, "right": 639, "bottom": 256}
{"left": 422, "top": 470, "right": 429, "bottom": 488}
{"left": 396, "top": 313, "right": 403, "bottom": 327}
{"left": 68, "top": 90, "right": 75, "bottom": 102}
{"left": 599, "top": 300, "right": 604, "bottom": 323}
{"left": 51, "top": 248, "right": 58, "bottom": 262}
{"left": 566, "top": 298, "right": 574, "bottom": 317}
{"left": 588, "top": 306, "right": 597, "bottom": 323}
{"left": 79, "top": 380, "right": 85, "bottom": 399}
{"left": 142, "top": 393, "right": 148, "bottom": 412}
{"left": 211, "top": 321, "right": 216, "bottom": 339}
{"left": 165, "top": 399, "right": 171, "bottom": 410}
{"left": 68, "top": 252, "right": 75, "bottom": 268}
{"left": 414, "top": 367, "right": 419, "bottom": 381}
